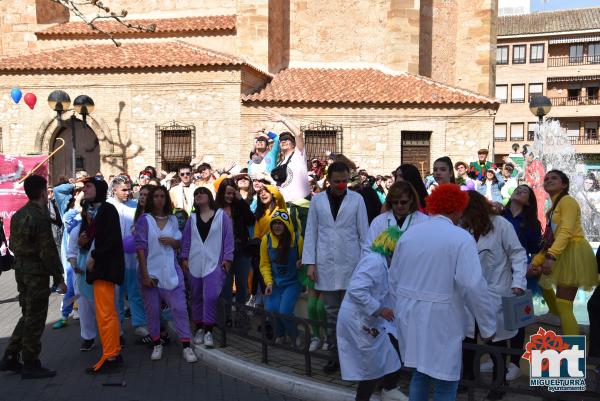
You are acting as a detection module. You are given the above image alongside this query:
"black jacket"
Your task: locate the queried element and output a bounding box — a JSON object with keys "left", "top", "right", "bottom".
{"left": 230, "top": 198, "right": 256, "bottom": 249}
{"left": 86, "top": 202, "right": 125, "bottom": 285}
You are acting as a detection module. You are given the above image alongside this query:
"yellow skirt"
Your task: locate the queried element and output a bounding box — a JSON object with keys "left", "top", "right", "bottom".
{"left": 539, "top": 238, "right": 598, "bottom": 291}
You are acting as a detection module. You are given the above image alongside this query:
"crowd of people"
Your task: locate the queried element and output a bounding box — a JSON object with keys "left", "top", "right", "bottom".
{"left": 1, "top": 110, "right": 599, "bottom": 401}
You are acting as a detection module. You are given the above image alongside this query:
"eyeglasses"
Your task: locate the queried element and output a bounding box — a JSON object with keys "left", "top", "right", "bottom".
{"left": 391, "top": 200, "right": 410, "bottom": 206}
{"left": 179, "top": 172, "right": 191, "bottom": 177}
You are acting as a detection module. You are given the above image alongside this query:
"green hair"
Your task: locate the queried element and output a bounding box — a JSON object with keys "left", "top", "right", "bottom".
{"left": 370, "top": 226, "right": 402, "bottom": 257}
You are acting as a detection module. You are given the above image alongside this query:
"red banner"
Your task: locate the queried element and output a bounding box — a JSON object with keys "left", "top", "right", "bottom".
{"left": 0, "top": 154, "right": 48, "bottom": 238}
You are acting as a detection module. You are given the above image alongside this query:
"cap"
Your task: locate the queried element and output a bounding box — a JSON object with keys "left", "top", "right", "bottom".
{"left": 478, "top": 148, "right": 489, "bottom": 155}
{"left": 279, "top": 132, "right": 296, "bottom": 144}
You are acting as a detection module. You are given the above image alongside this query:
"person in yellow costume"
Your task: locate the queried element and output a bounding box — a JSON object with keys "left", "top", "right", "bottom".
{"left": 531, "top": 170, "right": 598, "bottom": 335}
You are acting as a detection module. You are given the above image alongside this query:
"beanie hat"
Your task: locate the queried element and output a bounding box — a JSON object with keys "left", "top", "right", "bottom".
{"left": 426, "top": 184, "right": 468, "bottom": 215}
{"left": 85, "top": 177, "right": 108, "bottom": 203}
{"left": 370, "top": 226, "right": 402, "bottom": 257}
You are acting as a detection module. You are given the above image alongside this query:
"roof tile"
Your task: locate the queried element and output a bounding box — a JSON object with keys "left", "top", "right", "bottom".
{"left": 499, "top": 7, "right": 600, "bottom": 36}
{"left": 36, "top": 15, "right": 236, "bottom": 37}
{"left": 243, "top": 68, "right": 497, "bottom": 106}
{"left": 0, "top": 42, "right": 264, "bottom": 73}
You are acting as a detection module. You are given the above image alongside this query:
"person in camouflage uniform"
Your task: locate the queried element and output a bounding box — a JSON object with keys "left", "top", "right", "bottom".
{"left": 0, "top": 175, "right": 66, "bottom": 379}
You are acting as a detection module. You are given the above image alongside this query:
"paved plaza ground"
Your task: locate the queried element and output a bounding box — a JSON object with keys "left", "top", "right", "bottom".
{"left": 0, "top": 270, "right": 299, "bottom": 401}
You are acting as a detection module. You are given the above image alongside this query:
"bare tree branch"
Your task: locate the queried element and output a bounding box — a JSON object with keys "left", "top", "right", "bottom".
{"left": 50, "top": 0, "right": 156, "bottom": 47}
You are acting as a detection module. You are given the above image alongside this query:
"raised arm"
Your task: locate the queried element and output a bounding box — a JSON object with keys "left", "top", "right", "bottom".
{"left": 267, "top": 110, "right": 304, "bottom": 152}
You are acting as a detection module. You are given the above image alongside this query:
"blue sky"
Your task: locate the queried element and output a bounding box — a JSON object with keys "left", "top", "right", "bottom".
{"left": 531, "top": 0, "right": 600, "bottom": 12}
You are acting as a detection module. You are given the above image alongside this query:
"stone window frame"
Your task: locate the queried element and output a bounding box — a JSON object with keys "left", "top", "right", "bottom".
{"left": 530, "top": 43, "right": 545, "bottom": 63}
{"left": 300, "top": 122, "right": 343, "bottom": 163}
{"left": 512, "top": 45, "right": 527, "bottom": 64}
{"left": 511, "top": 84, "right": 526, "bottom": 103}
{"left": 496, "top": 45, "right": 509, "bottom": 65}
{"left": 155, "top": 121, "right": 196, "bottom": 175}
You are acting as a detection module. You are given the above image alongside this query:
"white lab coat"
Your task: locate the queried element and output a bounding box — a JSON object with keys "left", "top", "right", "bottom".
{"left": 337, "top": 252, "right": 401, "bottom": 380}
{"left": 366, "top": 210, "right": 429, "bottom": 248}
{"left": 302, "top": 190, "right": 369, "bottom": 291}
{"left": 465, "top": 215, "right": 527, "bottom": 342}
{"left": 389, "top": 215, "right": 496, "bottom": 382}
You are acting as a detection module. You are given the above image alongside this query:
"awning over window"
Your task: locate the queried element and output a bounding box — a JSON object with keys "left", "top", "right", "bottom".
{"left": 548, "top": 75, "right": 600, "bottom": 83}
{"left": 549, "top": 36, "right": 600, "bottom": 45}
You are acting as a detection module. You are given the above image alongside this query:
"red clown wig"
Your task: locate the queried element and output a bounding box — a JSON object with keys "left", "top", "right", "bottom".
{"left": 426, "top": 184, "right": 469, "bottom": 216}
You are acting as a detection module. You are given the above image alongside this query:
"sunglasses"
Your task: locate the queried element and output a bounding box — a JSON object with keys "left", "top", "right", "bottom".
{"left": 180, "top": 172, "right": 192, "bottom": 177}
{"left": 391, "top": 200, "right": 411, "bottom": 206}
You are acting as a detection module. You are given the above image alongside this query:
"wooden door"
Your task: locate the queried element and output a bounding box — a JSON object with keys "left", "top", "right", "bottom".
{"left": 50, "top": 118, "right": 100, "bottom": 183}
{"left": 401, "top": 131, "right": 431, "bottom": 177}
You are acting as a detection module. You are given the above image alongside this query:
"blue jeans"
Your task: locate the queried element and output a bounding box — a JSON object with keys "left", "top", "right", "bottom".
{"left": 265, "top": 282, "right": 300, "bottom": 338}
{"left": 223, "top": 252, "right": 252, "bottom": 305}
{"left": 60, "top": 265, "right": 75, "bottom": 319}
{"left": 118, "top": 267, "right": 147, "bottom": 328}
{"left": 409, "top": 371, "right": 459, "bottom": 401}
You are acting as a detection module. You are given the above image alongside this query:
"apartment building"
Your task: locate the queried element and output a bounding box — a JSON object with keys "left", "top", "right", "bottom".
{"left": 495, "top": 7, "right": 600, "bottom": 174}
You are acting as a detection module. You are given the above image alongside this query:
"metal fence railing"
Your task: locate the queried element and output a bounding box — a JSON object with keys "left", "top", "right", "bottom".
{"left": 217, "top": 299, "right": 600, "bottom": 399}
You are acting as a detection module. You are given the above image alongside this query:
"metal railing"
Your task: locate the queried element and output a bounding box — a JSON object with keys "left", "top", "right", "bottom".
{"left": 548, "top": 55, "right": 600, "bottom": 67}
{"left": 569, "top": 135, "right": 600, "bottom": 145}
{"left": 216, "top": 299, "right": 600, "bottom": 399}
{"left": 549, "top": 96, "right": 600, "bottom": 106}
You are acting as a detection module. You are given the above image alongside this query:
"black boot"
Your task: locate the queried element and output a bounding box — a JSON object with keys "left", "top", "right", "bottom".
{"left": 0, "top": 351, "right": 23, "bottom": 373}
{"left": 323, "top": 360, "right": 340, "bottom": 374}
{"left": 21, "top": 360, "right": 56, "bottom": 379}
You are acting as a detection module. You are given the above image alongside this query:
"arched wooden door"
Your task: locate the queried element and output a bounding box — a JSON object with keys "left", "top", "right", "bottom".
{"left": 50, "top": 118, "right": 100, "bottom": 182}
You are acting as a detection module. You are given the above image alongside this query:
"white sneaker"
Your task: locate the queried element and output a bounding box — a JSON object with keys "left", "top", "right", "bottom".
{"left": 321, "top": 340, "right": 331, "bottom": 351}
{"left": 134, "top": 326, "right": 150, "bottom": 337}
{"left": 480, "top": 359, "right": 494, "bottom": 372}
{"left": 381, "top": 387, "right": 408, "bottom": 401}
{"left": 204, "top": 331, "right": 214, "bottom": 348}
{"left": 193, "top": 329, "right": 204, "bottom": 345}
{"left": 151, "top": 344, "right": 163, "bottom": 360}
{"left": 72, "top": 309, "right": 80, "bottom": 320}
{"left": 274, "top": 336, "right": 285, "bottom": 345}
{"left": 535, "top": 313, "right": 561, "bottom": 326}
{"left": 182, "top": 347, "right": 198, "bottom": 363}
{"left": 506, "top": 362, "right": 522, "bottom": 381}
{"left": 309, "top": 337, "right": 322, "bottom": 352}
{"left": 245, "top": 295, "right": 256, "bottom": 308}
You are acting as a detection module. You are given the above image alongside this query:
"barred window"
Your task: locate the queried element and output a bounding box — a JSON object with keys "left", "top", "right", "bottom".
{"left": 301, "top": 122, "right": 343, "bottom": 163}
{"left": 155, "top": 121, "right": 195, "bottom": 173}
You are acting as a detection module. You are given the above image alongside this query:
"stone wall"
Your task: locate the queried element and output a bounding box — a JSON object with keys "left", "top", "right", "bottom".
{"left": 0, "top": 0, "right": 39, "bottom": 57}
{"left": 69, "top": 0, "right": 236, "bottom": 18}
{"left": 0, "top": 68, "right": 243, "bottom": 179}
{"left": 241, "top": 103, "right": 495, "bottom": 175}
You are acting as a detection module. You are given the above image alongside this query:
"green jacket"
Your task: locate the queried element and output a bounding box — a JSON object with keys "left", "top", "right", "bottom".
{"left": 10, "top": 201, "right": 63, "bottom": 281}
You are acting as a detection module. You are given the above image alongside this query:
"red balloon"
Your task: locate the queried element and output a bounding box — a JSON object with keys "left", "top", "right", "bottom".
{"left": 24, "top": 93, "right": 37, "bottom": 109}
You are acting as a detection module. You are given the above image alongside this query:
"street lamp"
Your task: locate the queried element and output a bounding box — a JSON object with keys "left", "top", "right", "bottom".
{"left": 47, "top": 91, "right": 94, "bottom": 177}
{"left": 529, "top": 95, "right": 552, "bottom": 123}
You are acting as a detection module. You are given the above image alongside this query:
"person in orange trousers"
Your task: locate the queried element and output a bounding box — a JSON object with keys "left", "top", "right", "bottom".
{"left": 80, "top": 177, "right": 125, "bottom": 374}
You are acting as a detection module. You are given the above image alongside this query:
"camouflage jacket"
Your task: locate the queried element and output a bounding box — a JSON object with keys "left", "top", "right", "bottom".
{"left": 9, "top": 201, "right": 63, "bottom": 280}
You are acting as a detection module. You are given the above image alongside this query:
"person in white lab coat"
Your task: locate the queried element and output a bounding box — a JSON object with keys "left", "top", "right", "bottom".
{"left": 303, "top": 161, "right": 369, "bottom": 374}
{"left": 389, "top": 184, "right": 496, "bottom": 401}
{"left": 366, "top": 181, "right": 429, "bottom": 247}
{"left": 459, "top": 191, "right": 527, "bottom": 400}
{"left": 338, "top": 226, "right": 407, "bottom": 401}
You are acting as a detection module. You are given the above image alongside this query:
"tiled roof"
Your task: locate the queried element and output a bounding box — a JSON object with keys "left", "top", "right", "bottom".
{"left": 36, "top": 15, "right": 236, "bottom": 37}
{"left": 243, "top": 68, "right": 497, "bottom": 106}
{"left": 0, "top": 42, "right": 267, "bottom": 75}
{"left": 499, "top": 7, "right": 600, "bottom": 36}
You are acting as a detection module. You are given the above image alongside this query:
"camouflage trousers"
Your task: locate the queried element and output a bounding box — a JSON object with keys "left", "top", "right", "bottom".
{"left": 6, "top": 271, "right": 50, "bottom": 363}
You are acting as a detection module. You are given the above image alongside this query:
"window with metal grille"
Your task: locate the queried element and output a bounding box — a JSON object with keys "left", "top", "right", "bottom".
{"left": 155, "top": 121, "right": 196, "bottom": 173}
{"left": 301, "top": 122, "right": 343, "bottom": 163}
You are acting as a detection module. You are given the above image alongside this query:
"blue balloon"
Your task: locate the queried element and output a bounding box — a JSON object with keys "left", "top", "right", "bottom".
{"left": 10, "top": 87, "right": 22, "bottom": 104}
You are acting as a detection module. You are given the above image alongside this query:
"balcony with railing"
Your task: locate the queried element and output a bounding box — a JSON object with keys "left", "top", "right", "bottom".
{"left": 548, "top": 55, "right": 600, "bottom": 67}
{"left": 548, "top": 95, "right": 600, "bottom": 106}
{"left": 495, "top": 133, "right": 600, "bottom": 144}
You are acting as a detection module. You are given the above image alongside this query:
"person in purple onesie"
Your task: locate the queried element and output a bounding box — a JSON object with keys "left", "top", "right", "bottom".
{"left": 181, "top": 187, "right": 234, "bottom": 348}
{"left": 134, "top": 186, "right": 197, "bottom": 363}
